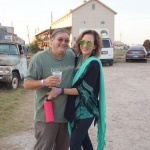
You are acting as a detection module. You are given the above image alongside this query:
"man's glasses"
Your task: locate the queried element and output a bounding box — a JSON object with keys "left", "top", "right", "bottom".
{"left": 57, "top": 38, "right": 70, "bottom": 43}
{"left": 79, "top": 40, "right": 93, "bottom": 48}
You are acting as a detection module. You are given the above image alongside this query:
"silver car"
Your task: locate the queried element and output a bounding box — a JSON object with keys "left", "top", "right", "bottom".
{"left": 126, "top": 46, "right": 147, "bottom": 62}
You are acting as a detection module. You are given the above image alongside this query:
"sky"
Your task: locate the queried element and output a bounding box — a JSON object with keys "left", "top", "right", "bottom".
{"left": 0, "top": 0, "right": 150, "bottom": 45}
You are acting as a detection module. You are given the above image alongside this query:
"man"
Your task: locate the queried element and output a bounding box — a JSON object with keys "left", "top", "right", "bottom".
{"left": 23, "top": 28, "right": 75, "bottom": 150}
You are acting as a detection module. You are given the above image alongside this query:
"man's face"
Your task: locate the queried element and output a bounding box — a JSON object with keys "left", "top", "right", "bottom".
{"left": 51, "top": 33, "right": 70, "bottom": 54}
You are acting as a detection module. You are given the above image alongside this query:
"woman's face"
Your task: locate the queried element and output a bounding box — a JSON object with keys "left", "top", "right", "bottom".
{"left": 79, "top": 34, "right": 96, "bottom": 57}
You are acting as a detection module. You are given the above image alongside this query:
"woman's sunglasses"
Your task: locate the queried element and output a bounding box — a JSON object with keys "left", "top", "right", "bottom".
{"left": 79, "top": 40, "right": 93, "bottom": 48}
{"left": 57, "top": 38, "right": 70, "bottom": 43}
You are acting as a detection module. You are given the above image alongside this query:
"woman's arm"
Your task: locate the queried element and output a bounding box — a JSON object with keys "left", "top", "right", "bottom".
{"left": 47, "top": 87, "right": 79, "bottom": 99}
{"left": 63, "top": 88, "right": 79, "bottom": 95}
{"left": 47, "top": 61, "right": 100, "bottom": 99}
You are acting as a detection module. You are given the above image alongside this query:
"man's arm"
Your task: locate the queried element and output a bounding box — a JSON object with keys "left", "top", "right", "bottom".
{"left": 23, "top": 79, "right": 43, "bottom": 90}
{"left": 23, "top": 76, "right": 61, "bottom": 90}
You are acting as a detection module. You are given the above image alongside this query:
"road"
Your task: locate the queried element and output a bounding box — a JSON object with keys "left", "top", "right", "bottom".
{"left": 0, "top": 62, "right": 150, "bottom": 150}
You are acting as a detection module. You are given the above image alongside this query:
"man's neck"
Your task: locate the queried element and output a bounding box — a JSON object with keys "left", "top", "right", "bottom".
{"left": 50, "top": 49, "right": 65, "bottom": 60}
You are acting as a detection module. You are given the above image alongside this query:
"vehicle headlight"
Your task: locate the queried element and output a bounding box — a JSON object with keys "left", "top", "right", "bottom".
{"left": 0, "top": 67, "right": 11, "bottom": 75}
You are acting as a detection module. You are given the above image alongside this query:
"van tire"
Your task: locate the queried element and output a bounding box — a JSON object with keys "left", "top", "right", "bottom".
{"left": 109, "top": 62, "right": 113, "bottom": 66}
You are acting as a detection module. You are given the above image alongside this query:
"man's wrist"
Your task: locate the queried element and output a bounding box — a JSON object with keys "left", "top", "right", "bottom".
{"left": 41, "top": 79, "right": 45, "bottom": 87}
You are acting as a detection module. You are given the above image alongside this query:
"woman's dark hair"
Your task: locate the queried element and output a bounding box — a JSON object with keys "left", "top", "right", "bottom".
{"left": 75, "top": 30, "right": 102, "bottom": 57}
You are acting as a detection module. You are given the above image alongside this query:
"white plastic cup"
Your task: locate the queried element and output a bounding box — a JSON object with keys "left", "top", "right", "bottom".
{"left": 52, "top": 71, "right": 62, "bottom": 80}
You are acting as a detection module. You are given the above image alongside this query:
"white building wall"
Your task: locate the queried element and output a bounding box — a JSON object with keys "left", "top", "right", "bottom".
{"left": 51, "top": 13, "right": 72, "bottom": 29}
{"left": 50, "top": 0, "right": 116, "bottom": 47}
{"left": 71, "top": 0, "right": 115, "bottom": 46}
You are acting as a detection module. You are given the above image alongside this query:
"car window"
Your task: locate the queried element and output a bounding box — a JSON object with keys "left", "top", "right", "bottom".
{"left": 129, "top": 46, "right": 144, "bottom": 51}
{"left": 102, "top": 39, "right": 110, "bottom": 48}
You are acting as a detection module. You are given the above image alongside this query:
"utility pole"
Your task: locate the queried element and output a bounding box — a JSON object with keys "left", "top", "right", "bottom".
{"left": 51, "top": 11, "right": 53, "bottom": 24}
{"left": 27, "top": 26, "right": 30, "bottom": 44}
{"left": 35, "top": 29, "right": 36, "bottom": 35}
{"left": 120, "top": 32, "right": 122, "bottom": 46}
{"left": 11, "top": 22, "right": 14, "bottom": 42}
{"left": 49, "top": 11, "right": 53, "bottom": 47}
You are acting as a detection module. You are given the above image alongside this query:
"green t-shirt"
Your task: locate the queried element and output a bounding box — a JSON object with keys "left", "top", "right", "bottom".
{"left": 25, "top": 49, "right": 75, "bottom": 123}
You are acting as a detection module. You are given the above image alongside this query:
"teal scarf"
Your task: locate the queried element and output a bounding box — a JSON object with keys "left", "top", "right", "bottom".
{"left": 72, "top": 56, "right": 106, "bottom": 150}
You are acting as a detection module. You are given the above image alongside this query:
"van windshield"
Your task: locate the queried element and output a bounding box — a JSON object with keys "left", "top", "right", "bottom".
{"left": 102, "top": 39, "right": 110, "bottom": 48}
{"left": 0, "top": 44, "right": 19, "bottom": 55}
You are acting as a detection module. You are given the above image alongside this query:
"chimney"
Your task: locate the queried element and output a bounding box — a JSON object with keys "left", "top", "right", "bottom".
{"left": 82, "top": 0, "right": 87, "bottom": 3}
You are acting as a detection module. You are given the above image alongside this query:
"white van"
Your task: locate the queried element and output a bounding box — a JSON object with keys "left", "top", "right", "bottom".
{"left": 99, "top": 38, "right": 114, "bottom": 66}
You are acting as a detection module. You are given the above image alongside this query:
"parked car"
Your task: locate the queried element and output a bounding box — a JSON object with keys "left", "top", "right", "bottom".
{"left": 126, "top": 46, "right": 147, "bottom": 62}
{"left": 99, "top": 38, "right": 114, "bottom": 66}
{"left": 0, "top": 41, "right": 28, "bottom": 89}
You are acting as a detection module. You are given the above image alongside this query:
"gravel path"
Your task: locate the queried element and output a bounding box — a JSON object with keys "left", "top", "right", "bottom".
{"left": 0, "top": 62, "right": 150, "bottom": 150}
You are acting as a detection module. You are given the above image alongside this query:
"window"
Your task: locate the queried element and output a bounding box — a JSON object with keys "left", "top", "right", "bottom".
{"left": 101, "top": 30, "right": 108, "bottom": 37}
{"left": 92, "top": 4, "right": 95, "bottom": 10}
{"left": 102, "top": 39, "right": 111, "bottom": 48}
{"left": 81, "top": 21, "right": 87, "bottom": 25}
{"left": 101, "top": 21, "right": 105, "bottom": 24}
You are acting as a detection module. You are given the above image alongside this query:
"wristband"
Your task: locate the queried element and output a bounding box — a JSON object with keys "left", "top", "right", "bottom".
{"left": 61, "top": 88, "right": 64, "bottom": 95}
{"left": 41, "top": 79, "right": 45, "bottom": 87}
{"left": 57, "top": 88, "right": 61, "bottom": 95}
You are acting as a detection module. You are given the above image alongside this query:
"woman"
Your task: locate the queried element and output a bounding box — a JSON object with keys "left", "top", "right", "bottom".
{"left": 48, "top": 30, "right": 106, "bottom": 150}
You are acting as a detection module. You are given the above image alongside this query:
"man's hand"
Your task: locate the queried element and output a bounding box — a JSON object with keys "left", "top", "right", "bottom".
{"left": 44, "top": 76, "right": 61, "bottom": 87}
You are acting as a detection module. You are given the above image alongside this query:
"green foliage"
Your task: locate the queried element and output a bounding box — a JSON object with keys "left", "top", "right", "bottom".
{"left": 29, "top": 40, "right": 39, "bottom": 53}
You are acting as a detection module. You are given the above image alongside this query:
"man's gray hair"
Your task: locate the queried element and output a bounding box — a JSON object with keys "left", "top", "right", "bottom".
{"left": 51, "top": 28, "right": 70, "bottom": 38}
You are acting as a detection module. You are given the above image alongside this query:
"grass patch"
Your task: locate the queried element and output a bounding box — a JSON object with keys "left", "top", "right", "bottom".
{"left": 115, "top": 49, "right": 126, "bottom": 56}
{"left": 0, "top": 87, "right": 30, "bottom": 137}
{"left": 114, "top": 49, "right": 126, "bottom": 63}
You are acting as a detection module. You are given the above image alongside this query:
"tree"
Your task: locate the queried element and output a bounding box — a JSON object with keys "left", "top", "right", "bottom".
{"left": 29, "top": 39, "right": 39, "bottom": 53}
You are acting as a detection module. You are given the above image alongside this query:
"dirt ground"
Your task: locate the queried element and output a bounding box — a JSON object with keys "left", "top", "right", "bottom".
{"left": 0, "top": 61, "right": 150, "bottom": 150}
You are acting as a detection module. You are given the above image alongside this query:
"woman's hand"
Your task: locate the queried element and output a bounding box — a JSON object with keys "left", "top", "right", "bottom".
{"left": 47, "top": 87, "right": 59, "bottom": 100}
